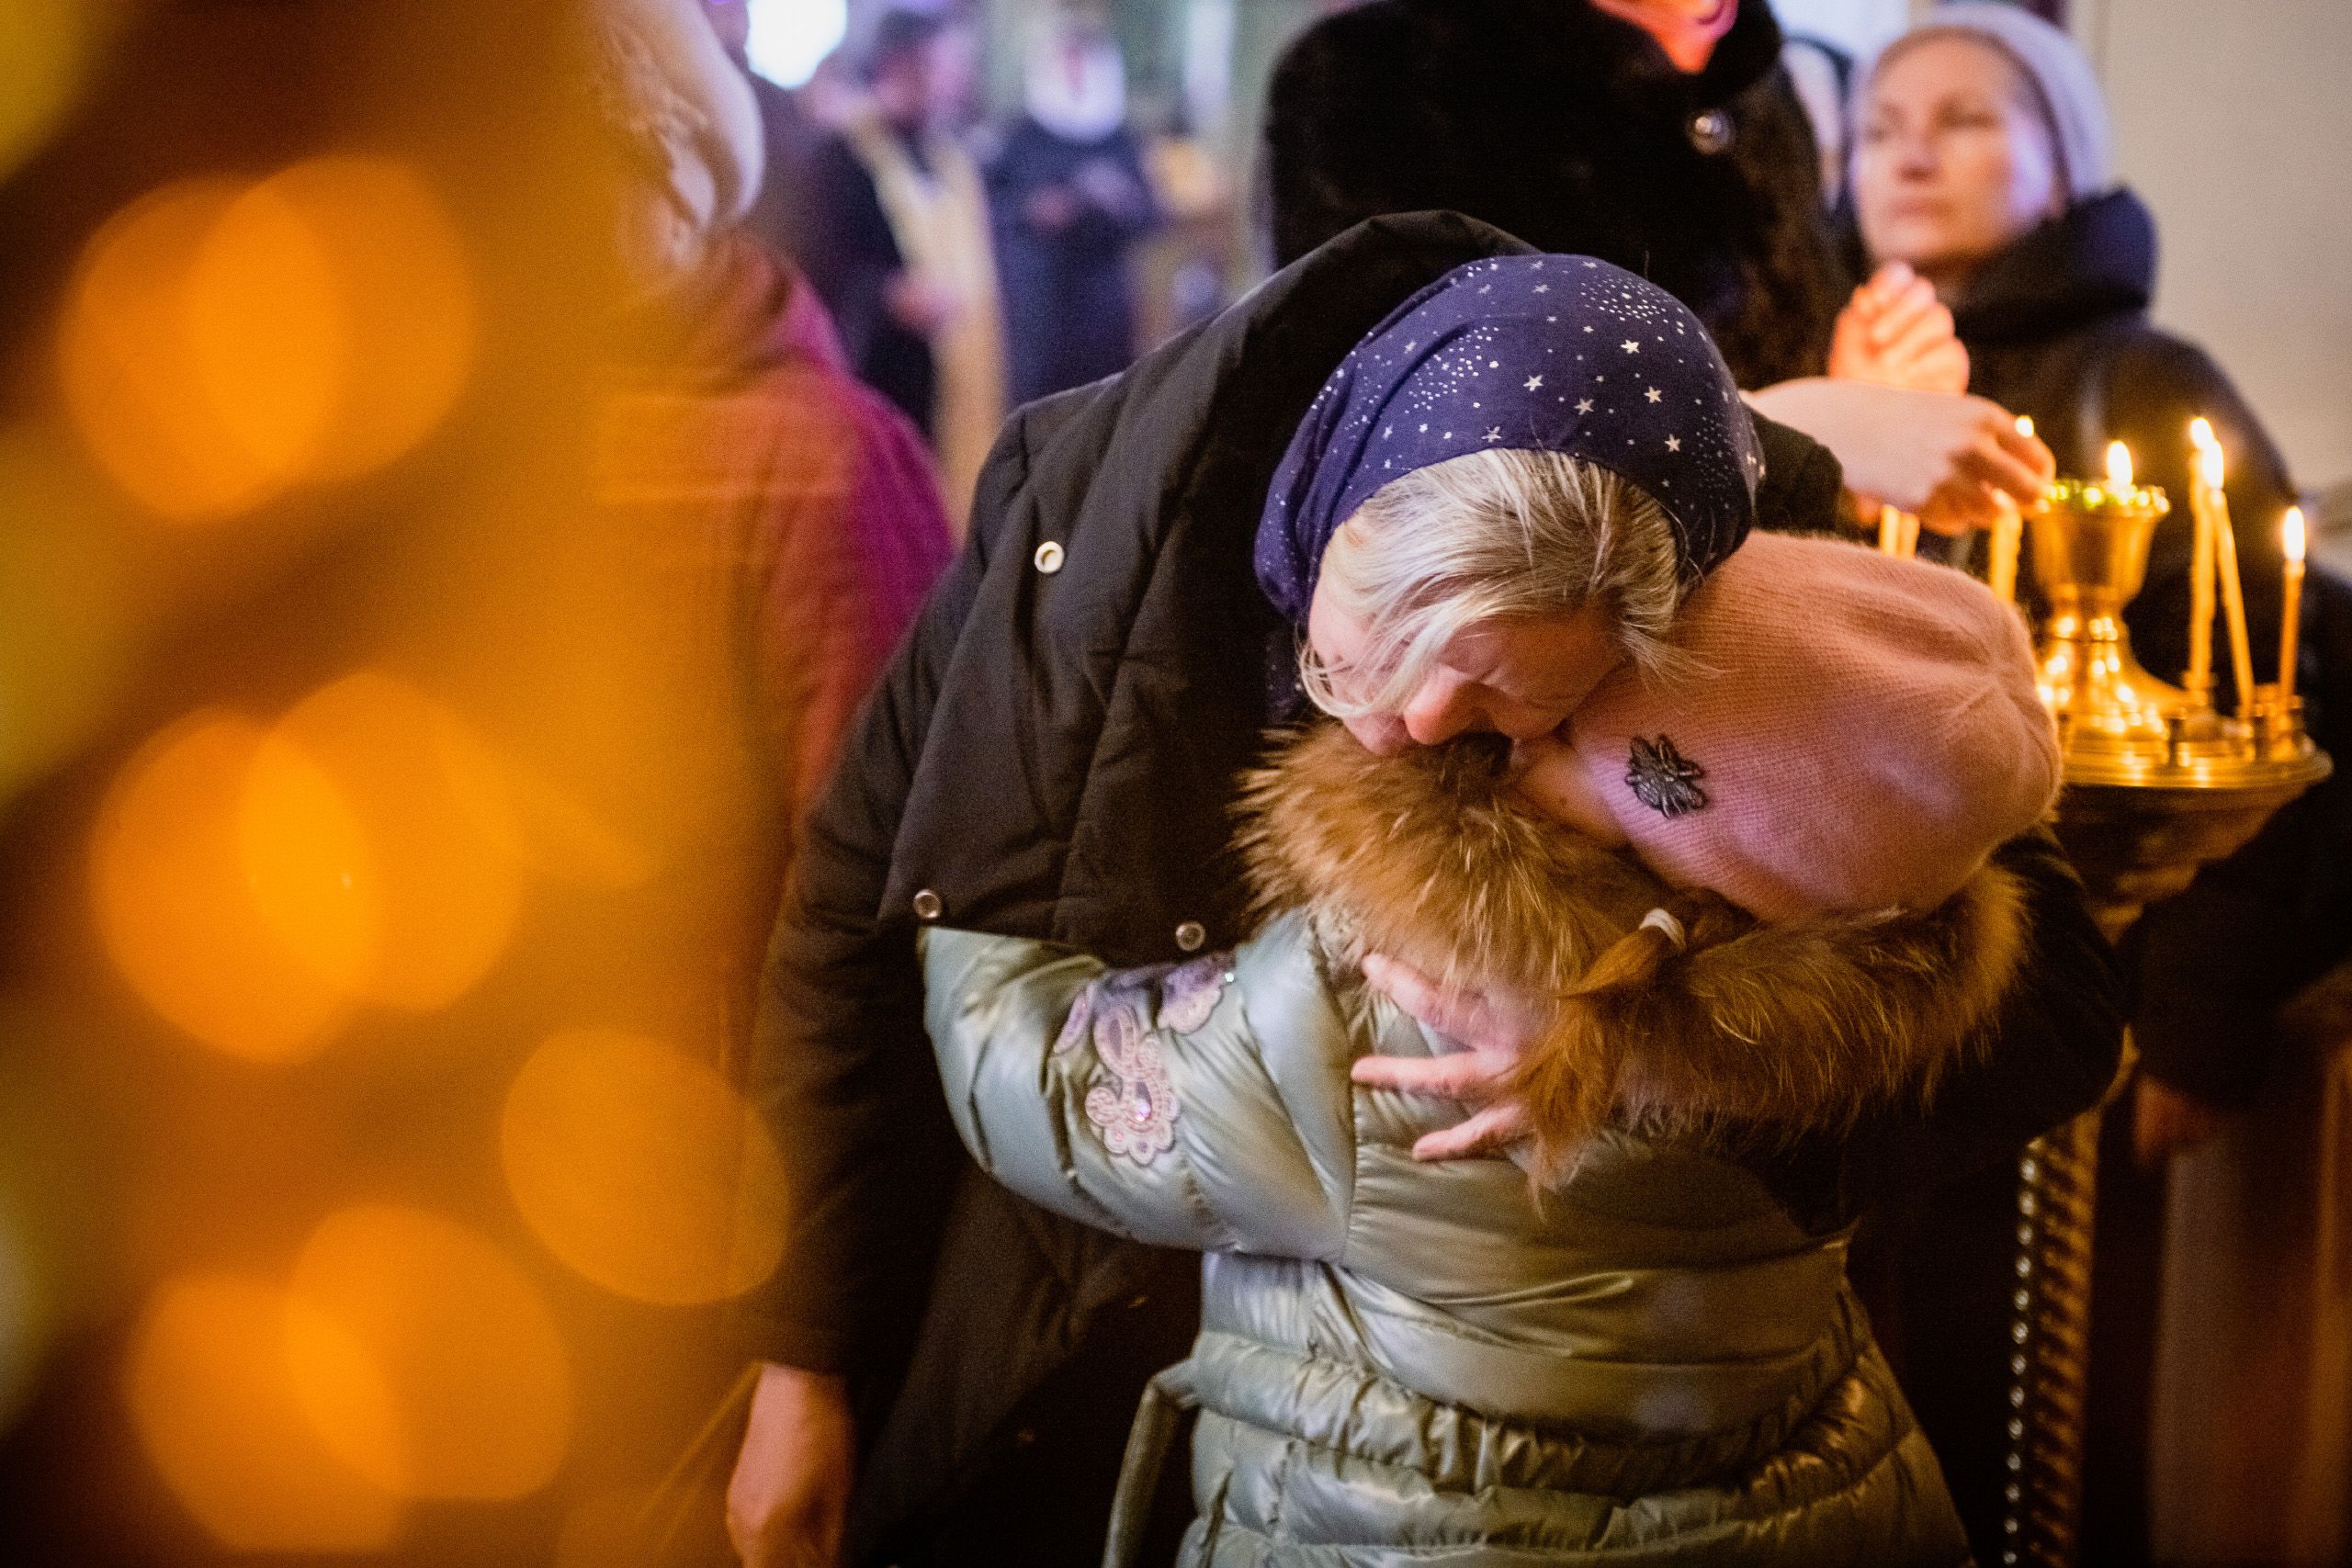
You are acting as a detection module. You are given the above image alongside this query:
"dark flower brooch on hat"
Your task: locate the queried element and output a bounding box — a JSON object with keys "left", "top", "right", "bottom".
{"left": 1627, "top": 736, "right": 1709, "bottom": 818}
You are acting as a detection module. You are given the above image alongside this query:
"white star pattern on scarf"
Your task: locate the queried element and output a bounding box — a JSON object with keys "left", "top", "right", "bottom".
{"left": 1261, "top": 254, "right": 1761, "bottom": 624}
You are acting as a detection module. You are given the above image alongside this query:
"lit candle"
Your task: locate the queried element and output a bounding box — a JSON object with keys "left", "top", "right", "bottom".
{"left": 2280, "top": 506, "right": 2306, "bottom": 705}
{"left": 2171, "top": 428, "right": 2216, "bottom": 698}
{"left": 1987, "top": 414, "right": 2032, "bottom": 604}
{"left": 2190, "top": 422, "right": 2258, "bottom": 715}
{"left": 1877, "top": 503, "right": 1920, "bottom": 559}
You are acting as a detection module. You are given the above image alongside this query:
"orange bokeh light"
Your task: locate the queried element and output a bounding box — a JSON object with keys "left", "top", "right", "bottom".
{"left": 124, "top": 1273, "right": 403, "bottom": 1552}
{"left": 57, "top": 155, "right": 474, "bottom": 524}
{"left": 58, "top": 178, "right": 284, "bottom": 521}
{"left": 260, "top": 156, "right": 475, "bottom": 481}
{"left": 288, "top": 1204, "right": 571, "bottom": 1500}
{"left": 502, "top": 1031, "right": 786, "bottom": 1305}
{"left": 270, "top": 671, "right": 524, "bottom": 1011}
{"left": 92, "top": 712, "right": 371, "bottom": 1060}
{"left": 184, "top": 175, "right": 346, "bottom": 488}
{"left": 94, "top": 674, "right": 534, "bottom": 1054}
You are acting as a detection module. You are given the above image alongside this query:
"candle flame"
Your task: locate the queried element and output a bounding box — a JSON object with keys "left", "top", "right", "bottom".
{"left": 2285, "top": 505, "right": 2306, "bottom": 564}
{"left": 2189, "top": 416, "right": 2217, "bottom": 451}
{"left": 2105, "top": 440, "right": 2133, "bottom": 491}
{"left": 2198, "top": 439, "right": 2224, "bottom": 491}
{"left": 2015, "top": 413, "right": 2035, "bottom": 438}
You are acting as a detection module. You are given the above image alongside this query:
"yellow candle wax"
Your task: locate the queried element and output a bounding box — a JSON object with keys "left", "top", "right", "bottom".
{"left": 1987, "top": 497, "right": 2021, "bottom": 604}
{"left": 2182, "top": 421, "right": 2257, "bottom": 715}
{"left": 2177, "top": 428, "right": 2217, "bottom": 695}
{"left": 1988, "top": 413, "right": 2031, "bottom": 604}
{"left": 2280, "top": 506, "right": 2307, "bottom": 705}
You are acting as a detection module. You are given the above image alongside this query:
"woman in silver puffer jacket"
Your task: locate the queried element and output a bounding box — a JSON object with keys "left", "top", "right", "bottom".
{"left": 923, "top": 718, "right": 2004, "bottom": 1564}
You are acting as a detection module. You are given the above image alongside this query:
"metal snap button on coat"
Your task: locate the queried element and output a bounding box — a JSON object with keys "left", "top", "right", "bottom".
{"left": 1033, "top": 540, "right": 1065, "bottom": 574}
{"left": 1173, "top": 920, "right": 1205, "bottom": 953}
{"left": 1688, "top": 108, "right": 1733, "bottom": 154}
{"left": 912, "top": 889, "right": 944, "bottom": 920}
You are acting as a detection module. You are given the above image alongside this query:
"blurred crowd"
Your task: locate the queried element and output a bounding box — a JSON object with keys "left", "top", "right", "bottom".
{"left": 0, "top": 2, "right": 2346, "bottom": 1566}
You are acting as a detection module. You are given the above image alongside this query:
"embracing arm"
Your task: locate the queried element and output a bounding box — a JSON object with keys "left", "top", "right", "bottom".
{"left": 738, "top": 389, "right": 1065, "bottom": 1375}
{"left": 739, "top": 548, "right": 981, "bottom": 1376}
{"left": 922, "top": 922, "right": 1355, "bottom": 1260}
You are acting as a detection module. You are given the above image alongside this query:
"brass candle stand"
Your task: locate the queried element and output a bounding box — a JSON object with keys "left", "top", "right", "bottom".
{"left": 2000, "top": 475, "right": 2330, "bottom": 1566}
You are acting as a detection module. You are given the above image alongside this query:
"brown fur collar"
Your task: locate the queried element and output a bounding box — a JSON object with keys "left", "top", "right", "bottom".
{"left": 1237, "top": 725, "right": 2029, "bottom": 1167}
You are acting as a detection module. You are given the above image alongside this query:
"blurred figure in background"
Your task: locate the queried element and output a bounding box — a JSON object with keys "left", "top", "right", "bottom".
{"left": 1849, "top": 0, "right": 2328, "bottom": 1161}
{"left": 594, "top": 0, "right": 955, "bottom": 1051}
{"left": 701, "top": 0, "right": 821, "bottom": 266}
{"left": 1262, "top": 0, "right": 2055, "bottom": 546}
{"left": 797, "top": 8, "right": 1001, "bottom": 526}
{"left": 1847, "top": 6, "right": 2352, "bottom": 1557}
{"left": 594, "top": 4, "right": 956, "bottom": 1558}
{"left": 984, "top": 11, "right": 1157, "bottom": 405}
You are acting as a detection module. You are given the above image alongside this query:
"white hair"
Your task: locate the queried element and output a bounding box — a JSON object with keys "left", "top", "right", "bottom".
{"left": 1297, "top": 449, "right": 1689, "bottom": 722}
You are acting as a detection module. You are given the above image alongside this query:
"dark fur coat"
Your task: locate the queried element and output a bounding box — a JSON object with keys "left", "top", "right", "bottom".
{"left": 1263, "top": 0, "right": 1849, "bottom": 389}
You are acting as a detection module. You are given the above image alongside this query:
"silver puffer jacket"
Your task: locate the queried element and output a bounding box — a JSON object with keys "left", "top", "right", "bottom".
{"left": 921, "top": 731, "right": 2004, "bottom": 1564}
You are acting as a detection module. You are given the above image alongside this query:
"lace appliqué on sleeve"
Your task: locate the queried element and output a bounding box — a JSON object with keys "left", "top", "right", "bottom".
{"left": 1083, "top": 994, "right": 1178, "bottom": 1163}
{"left": 1075, "top": 954, "right": 1231, "bottom": 1165}
{"left": 1157, "top": 953, "right": 1234, "bottom": 1033}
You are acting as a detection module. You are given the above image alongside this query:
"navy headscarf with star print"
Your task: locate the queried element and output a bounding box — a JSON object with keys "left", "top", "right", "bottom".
{"left": 1256, "top": 254, "right": 1763, "bottom": 626}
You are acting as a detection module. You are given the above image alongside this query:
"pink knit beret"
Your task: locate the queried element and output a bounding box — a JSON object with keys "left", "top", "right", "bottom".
{"left": 1569, "top": 531, "right": 2060, "bottom": 921}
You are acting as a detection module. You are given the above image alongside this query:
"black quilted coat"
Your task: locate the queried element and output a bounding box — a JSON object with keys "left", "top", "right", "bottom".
{"left": 1262, "top": 0, "right": 1849, "bottom": 388}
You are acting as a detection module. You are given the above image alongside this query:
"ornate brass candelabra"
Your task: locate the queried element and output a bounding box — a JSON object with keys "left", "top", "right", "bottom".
{"left": 2001, "top": 476, "right": 2329, "bottom": 1566}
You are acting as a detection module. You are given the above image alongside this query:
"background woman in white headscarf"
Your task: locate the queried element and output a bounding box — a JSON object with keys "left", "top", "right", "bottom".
{"left": 1839, "top": 7, "right": 2352, "bottom": 1557}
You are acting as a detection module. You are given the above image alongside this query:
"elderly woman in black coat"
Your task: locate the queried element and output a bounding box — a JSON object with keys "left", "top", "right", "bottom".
{"left": 722, "top": 212, "right": 2125, "bottom": 1568}
{"left": 722, "top": 10, "right": 2131, "bottom": 1567}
